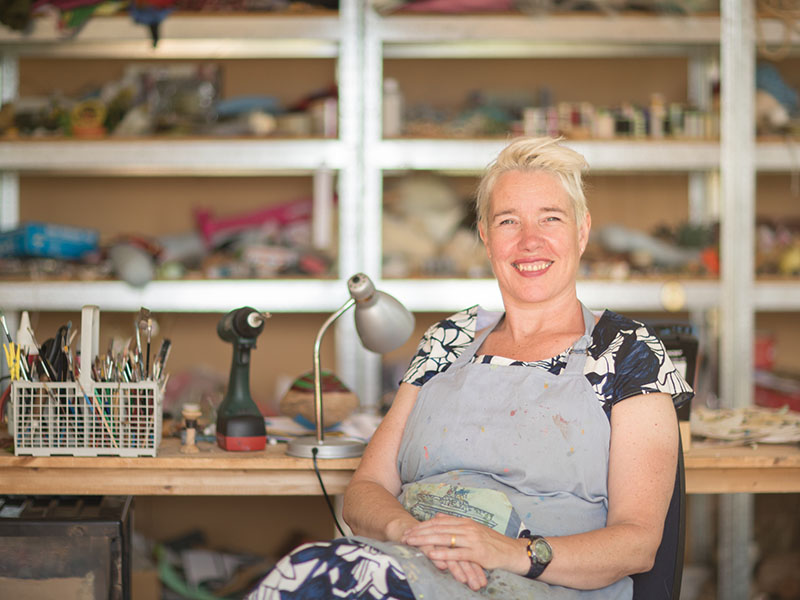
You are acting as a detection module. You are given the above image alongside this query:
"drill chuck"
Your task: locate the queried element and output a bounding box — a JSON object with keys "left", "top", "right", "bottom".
{"left": 217, "top": 307, "right": 268, "bottom": 342}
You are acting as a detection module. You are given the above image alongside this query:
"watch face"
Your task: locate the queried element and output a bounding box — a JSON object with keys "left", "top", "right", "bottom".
{"left": 533, "top": 538, "right": 553, "bottom": 564}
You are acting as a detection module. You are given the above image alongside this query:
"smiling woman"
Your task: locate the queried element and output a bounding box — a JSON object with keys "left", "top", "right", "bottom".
{"left": 479, "top": 169, "right": 590, "bottom": 328}
{"left": 246, "top": 137, "right": 692, "bottom": 600}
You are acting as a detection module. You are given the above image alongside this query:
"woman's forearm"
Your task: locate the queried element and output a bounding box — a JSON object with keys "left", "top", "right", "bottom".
{"left": 342, "top": 479, "right": 419, "bottom": 541}
{"left": 537, "top": 522, "right": 659, "bottom": 590}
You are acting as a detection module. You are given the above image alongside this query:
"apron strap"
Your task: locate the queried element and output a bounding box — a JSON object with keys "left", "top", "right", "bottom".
{"left": 450, "top": 315, "right": 499, "bottom": 368}
{"left": 563, "top": 303, "right": 597, "bottom": 374}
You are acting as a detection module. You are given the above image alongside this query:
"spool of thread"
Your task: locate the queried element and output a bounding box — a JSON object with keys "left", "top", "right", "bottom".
{"left": 180, "top": 402, "right": 203, "bottom": 454}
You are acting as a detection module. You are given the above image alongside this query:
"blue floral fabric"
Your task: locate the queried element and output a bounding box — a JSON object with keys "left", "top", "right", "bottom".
{"left": 248, "top": 539, "right": 415, "bottom": 600}
{"left": 402, "top": 306, "right": 693, "bottom": 411}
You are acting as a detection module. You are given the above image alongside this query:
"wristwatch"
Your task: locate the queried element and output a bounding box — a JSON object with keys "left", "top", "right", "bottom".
{"left": 519, "top": 530, "right": 553, "bottom": 579}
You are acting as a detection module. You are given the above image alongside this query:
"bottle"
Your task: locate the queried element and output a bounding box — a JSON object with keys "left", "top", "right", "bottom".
{"left": 382, "top": 78, "right": 404, "bottom": 138}
{"left": 649, "top": 93, "right": 666, "bottom": 139}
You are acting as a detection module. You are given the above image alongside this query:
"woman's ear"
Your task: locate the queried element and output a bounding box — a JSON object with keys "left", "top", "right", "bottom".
{"left": 478, "top": 222, "right": 491, "bottom": 258}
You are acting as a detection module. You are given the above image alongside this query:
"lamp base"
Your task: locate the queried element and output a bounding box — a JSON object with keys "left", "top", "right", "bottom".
{"left": 286, "top": 435, "right": 365, "bottom": 459}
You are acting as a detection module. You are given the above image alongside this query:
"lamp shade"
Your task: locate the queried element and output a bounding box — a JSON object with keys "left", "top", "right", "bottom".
{"left": 348, "top": 273, "right": 415, "bottom": 354}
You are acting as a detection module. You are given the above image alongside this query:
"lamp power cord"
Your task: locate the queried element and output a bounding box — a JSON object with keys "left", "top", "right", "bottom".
{"left": 311, "top": 446, "right": 348, "bottom": 537}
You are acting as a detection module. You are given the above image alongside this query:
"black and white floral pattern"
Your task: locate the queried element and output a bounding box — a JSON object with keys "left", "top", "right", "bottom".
{"left": 402, "top": 305, "right": 693, "bottom": 410}
{"left": 248, "top": 539, "right": 414, "bottom": 600}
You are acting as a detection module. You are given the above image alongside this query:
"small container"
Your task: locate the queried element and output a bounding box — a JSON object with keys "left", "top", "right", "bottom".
{"left": 10, "top": 380, "right": 162, "bottom": 457}
{"left": 9, "top": 306, "right": 163, "bottom": 457}
{"left": 383, "top": 78, "right": 404, "bottom": 138}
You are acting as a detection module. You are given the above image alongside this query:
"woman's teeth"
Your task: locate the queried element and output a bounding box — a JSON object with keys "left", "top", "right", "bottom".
{"left": 515, "top": 261, "right": 553, "bottom": 272}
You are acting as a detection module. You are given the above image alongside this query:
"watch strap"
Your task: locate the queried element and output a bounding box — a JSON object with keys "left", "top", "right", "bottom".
{"left": 519, "top": 530, "right": 551, "bottom": 579}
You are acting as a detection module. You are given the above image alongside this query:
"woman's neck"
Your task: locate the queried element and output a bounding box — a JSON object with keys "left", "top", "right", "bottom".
{"left": 480, "top": 296, "right": 587, "bottom": 363}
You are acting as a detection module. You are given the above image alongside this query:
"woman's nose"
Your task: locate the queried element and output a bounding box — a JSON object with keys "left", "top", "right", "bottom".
{"left": 518, "top": 223, "right": 543, "bottom": 249}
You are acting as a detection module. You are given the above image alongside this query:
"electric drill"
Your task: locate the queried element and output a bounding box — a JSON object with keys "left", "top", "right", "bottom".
{"left": 216, "top": 307, "right": 269, "bottom": 451}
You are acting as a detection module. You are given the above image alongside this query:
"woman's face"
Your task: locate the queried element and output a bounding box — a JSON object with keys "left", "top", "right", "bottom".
{"left": 479, "top": 169, "right": 590, "bottom": 308}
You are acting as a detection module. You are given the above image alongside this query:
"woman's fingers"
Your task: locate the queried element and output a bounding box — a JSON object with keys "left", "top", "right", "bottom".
{"left": 445, "top": 558, "right": 487, "bottom": 590}
{"left": 401, "top": 515, "right": 505, "bottom": 586}
{"left": 414, "top": 544, "right": 487, "bottom": 589}
{"left": 401, "top": 515, "right": 474, "bottom": 548}
{"left": 402, "top": 517, "right": 481, "bottom": 561}
{"left": 458, "top": 559, "right": 488, "bottom": 590}
{"left": 445, "top": 559, "right": 468, "bottom": 584}
{"left": 419, "top": 545, "right": 448, "bottom": 570}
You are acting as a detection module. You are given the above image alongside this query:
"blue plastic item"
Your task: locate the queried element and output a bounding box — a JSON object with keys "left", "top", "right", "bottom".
{"left": 0, "top": 222, "right": 99, "bottom": 259}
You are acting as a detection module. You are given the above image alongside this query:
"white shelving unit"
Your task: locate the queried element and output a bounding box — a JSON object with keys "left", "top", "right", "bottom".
{"left": 360, "top": 10, "right": 728, "bottom": 306}
{"left": 752, "top": 21, "right": 800, "bottom": 315}
{"left": 0, "top": 7, "right": 798, "bottom": 598}
{"left": 0, "top": 11, "right": 363, "bottom": 302}
{"left": 0, "top": 7, "right": 371, "bottom": 393}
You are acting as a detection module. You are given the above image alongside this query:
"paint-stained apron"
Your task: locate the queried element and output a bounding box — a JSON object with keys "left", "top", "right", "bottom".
{"left": 354, "top": 303, "right": 632, "bottom": 599}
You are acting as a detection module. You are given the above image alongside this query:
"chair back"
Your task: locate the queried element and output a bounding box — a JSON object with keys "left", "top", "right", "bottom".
{"left": 630, "top": 431, "right": 686, "bottom": 600}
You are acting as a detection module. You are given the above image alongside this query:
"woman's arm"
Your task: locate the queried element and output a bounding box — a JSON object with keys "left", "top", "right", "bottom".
{"left": 342, "top": 382, "right": 421, "bottom": 541}
{"left": 536, "top": 391, "right": 679, "bottom": 588}
{"left": 404, "top": 392, "right": 678, "bottom": 590}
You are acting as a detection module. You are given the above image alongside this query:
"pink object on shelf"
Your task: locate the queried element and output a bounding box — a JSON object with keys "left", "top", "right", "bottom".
{"left": 195, "top": 198, "right": 313, "bottom": 246}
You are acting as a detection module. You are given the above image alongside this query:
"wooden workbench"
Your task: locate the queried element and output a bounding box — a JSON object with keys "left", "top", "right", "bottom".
{"left": 1, "top": 438, "right": 798, "bottom": 496}
{"left": 0, "top": 438, "right": 359, "bottom": 496}
{"left": 683, "top": 442, "right": 800, "bottom": 494}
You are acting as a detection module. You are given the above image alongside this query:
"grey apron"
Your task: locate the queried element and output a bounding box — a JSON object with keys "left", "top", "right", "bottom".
{"left": 354, "top": 303, "right": 632, "bottom": 599}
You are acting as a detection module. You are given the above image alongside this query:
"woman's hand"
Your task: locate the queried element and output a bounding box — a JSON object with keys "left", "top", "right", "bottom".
{"left": 401, "top": 514, "right": 529, "bottom": 590}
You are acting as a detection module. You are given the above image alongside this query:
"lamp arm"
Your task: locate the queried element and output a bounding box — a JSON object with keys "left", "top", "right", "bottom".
{"left": 313, "top": 297, "right": 356, "bottom": 444}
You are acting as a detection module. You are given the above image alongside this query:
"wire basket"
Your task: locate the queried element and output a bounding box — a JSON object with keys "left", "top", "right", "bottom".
{"left": 10, "top": 380, "right": 162, "bottom": 457}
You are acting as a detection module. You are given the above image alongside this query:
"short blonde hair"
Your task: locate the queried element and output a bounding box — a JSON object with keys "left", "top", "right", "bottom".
{"left": 476, "top": 137, "right": 589, "bottom": 231}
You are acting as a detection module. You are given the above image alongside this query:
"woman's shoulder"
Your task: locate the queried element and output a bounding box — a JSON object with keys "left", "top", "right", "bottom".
{"left": 401, "top": 305, "right": 500, "bottom": 387}
{"left": 590, "top": 310, "right": 651, "bottom": 351}
{"left": 587, "top": 309, "right": 694, "bottom": 407}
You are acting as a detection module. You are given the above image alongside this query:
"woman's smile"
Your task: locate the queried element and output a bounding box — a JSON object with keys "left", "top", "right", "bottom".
{"left": 513, "top": 259, "right": 554, "bottom": 274}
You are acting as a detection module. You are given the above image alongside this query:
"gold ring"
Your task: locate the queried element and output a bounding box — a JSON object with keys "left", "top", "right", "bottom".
{"left": 450, "top": 535, "right": 456, "bottom": 548}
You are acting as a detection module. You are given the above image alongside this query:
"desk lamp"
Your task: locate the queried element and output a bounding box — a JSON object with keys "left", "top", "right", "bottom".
{"left": 287, "top": 273, "right": 414, "bottom": 459}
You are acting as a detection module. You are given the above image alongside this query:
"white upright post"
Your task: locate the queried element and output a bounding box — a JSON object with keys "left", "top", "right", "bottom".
{"left": 719, "top": 1, "right": 756, "bottom": 599}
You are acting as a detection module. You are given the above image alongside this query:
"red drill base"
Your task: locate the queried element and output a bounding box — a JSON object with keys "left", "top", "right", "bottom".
{"left": 216, "top": 432, "right": 266, "bottom": 451}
